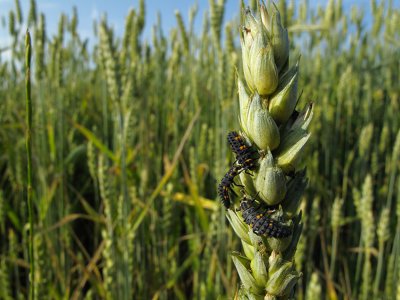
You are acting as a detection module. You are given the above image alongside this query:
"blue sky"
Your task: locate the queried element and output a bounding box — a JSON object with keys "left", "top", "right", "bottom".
{"left": 0, "top": 0, "right": 240, "bottom": 43}
{"left": 0, "top": 0, "right": 395, "bottom": 53}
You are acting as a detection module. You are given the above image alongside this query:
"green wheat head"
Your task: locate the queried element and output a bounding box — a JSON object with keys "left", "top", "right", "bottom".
{"left": 223, "top": 2, "right": 313, "bottom": 299}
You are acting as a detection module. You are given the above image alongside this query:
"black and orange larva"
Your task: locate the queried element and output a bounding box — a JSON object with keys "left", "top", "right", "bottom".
{"left": 227, "top": 131, "right": 258, "bottom": 172}
{"left": 239, "top": 197, "right": 292, "bottom": 238}
{"left": 217, "top": 164, "right": 243, "bottom": 209}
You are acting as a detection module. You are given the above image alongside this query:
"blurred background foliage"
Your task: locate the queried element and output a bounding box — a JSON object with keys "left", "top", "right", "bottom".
{"left": 0, "top": 0, "right": 399, "bottom": 299}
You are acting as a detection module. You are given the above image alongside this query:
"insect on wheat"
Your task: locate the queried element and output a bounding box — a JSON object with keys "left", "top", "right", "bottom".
{"left": 227, "top": 131, "right": 259, "bottom": 172}
{"left": 218, "top": 164, "right": 243, "bottom": 209}
{"left": 239, "top": 196, "right": 292, "bottom": 238}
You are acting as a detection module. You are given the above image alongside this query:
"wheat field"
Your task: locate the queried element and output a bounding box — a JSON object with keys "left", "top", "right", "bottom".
{"left": 0, "top": 0, "right": 399, "bottom": 299}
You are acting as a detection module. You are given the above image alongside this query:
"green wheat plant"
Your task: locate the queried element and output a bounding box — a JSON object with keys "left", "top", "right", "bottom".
{"left": 222, "top": 2, "right": 312, "bottom": 299}
{"left": 25, "top": 29, "right": 35, "bottom": 300}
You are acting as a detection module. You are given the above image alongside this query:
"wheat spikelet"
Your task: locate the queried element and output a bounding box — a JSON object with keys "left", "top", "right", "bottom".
{"left": 209, "top": 0, "right": 225, "bottom": 48}
{"left": 14, "top": 0, "right": 23, "bottom": 24}
{"left": 360, "top": 174, "right": 375, "bottom": 299}
{"left": 86, "top": 140, "right": 97, "bottom": 181}
{"left": 305, "top": 272, "right": 322, "bottom": 300}
{"left": 99, "top": 20, "right": 121, "bottom": 103}
{"left": 28, "top": 0, "right": 37, "bottom": 27}
{"left": 33, "top": 234, "right": 50, "bottom": 299}
{"left": 8, "top": 11, "right": 16, "bottom": 37}
{"left": 359, "top": 123, "right": 374, "bottom": 158}
{"left": 136, "top": 0, "right": 145, "bottom": 34}
{"left": 175, "top": 11, "right": 189, "bottom": 54}
{"left": 331, "top": 197, "right": 343, "bottom": 229}
{"left": 0, "top": 257, "right": 12, "bottom": 300}
{"left": 101, "top": 227, "right": 114, "bottom": 298}
{"left": 377, "top": 208, "right": 390, "bottom": 245}
{"left": 34, "top": 13, "right": 46, "bottom": 81}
